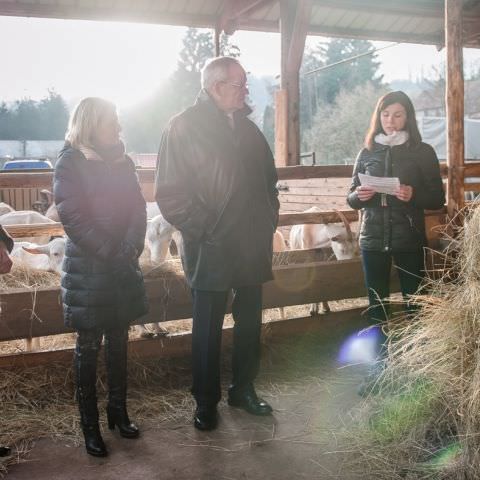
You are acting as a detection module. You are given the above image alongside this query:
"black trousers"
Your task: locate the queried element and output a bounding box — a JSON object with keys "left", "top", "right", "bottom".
{"left": 361, "top": 249, "right": 424, "bottom": 323}
{"left": 191, "top": 285, "right": 263, "bottom": 407}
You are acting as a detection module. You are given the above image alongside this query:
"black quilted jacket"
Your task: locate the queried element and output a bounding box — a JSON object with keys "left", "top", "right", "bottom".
{"left": 54, "top": 144, "right": 148, "bottom": 330}
{"left": 347, "top": 142, "right": 445, "bottom": 252}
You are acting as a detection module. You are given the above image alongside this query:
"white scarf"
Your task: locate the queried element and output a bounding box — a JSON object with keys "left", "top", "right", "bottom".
{"left": 374, "top": 130, "right": 409, "bottom": 147}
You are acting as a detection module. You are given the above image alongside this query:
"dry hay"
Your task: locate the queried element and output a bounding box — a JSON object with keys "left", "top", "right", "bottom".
{"left": 345, "top": 208, "right": 480, "bottom": 479}
{"left": 0, "top": 356, "right": 197, "bottom": 477}
{"left": 0, "top": 262, "right": 59, "bottom": 290}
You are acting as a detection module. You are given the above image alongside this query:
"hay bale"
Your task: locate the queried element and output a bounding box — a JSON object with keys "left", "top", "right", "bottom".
{"left": 347, "top": 208, "right": 480, "bottom": 479}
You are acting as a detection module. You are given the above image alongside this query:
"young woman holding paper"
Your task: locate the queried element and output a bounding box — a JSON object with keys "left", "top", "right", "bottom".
{"left": 347, "top": 91, "right": 445, "bottom": 390}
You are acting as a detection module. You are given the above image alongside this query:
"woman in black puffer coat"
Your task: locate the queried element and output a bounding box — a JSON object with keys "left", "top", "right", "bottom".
{"left": 347, "top": 91, "right": 445, "bottom": 372}
{"left": 54, "top": 97, "right": 148, "bottom": 457}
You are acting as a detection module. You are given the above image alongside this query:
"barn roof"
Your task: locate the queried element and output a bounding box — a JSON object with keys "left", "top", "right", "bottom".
{"left": 0, "top": 0, "right": 479, "bottom": 47}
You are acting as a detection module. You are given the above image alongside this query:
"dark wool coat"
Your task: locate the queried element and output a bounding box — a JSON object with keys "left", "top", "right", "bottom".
{"left": 347, "top": 142, "right": 445, "bottom": 252}
{"left": 0, "top": 225, "right": 13, "bottom": 253}
{"left": 155, "top": 91, "right": 280, "bottom": 291}
{"left": 54, "top": 144, "right": 148, "bottom": 330}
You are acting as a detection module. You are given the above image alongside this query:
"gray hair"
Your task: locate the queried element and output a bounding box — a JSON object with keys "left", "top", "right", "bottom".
{"left": 201, "top": 56, "right": 242, "bottom": 90}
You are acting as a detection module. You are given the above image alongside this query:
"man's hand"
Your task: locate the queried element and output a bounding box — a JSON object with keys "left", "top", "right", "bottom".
{"left": 0, "top": 241, "right": 13, "bottom": 274}
{"left": 395, "top": 184, "right": 413, "bottom": 202}
{"left": 356, "top": 185, "right": 376, "bottom": 202}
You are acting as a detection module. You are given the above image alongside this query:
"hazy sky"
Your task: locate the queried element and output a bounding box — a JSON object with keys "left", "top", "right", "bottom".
{"left": 2, "top": 16, "right": 480, "bottom": 110}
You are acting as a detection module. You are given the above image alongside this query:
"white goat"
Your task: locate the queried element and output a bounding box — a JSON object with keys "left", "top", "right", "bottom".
{"left": 290, "top": 207, "right": 359, "bottom": 315}
{"left": 11, "top": 237, "right": 66, "bottom": 274}
{"left": 0, "top": 202, "right": 14, "bottom": 216}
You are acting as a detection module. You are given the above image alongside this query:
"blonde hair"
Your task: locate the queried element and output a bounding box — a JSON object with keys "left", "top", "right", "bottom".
{"left": 65, "top": 97, "right": 116, "bottom": 149}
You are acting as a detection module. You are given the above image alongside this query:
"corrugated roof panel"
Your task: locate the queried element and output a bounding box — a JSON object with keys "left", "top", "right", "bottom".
{"left": 310, "top": 6, "right": 335, "bottom": 24}
{"left": 199, "top": 0, "right": 222, "bottom": 15}
{"left": 149, "top": 1, "right": 172, "bottom": 13}
{"left": 167, "top": 0, "right": 188, "bottom": 14}
{"left": 420, "top": 17, "right": 444, "bottom": 35}
{"left": 387, "top": 15, "right": 414, "bottom": 33}
{"left": 331, "top": 10, "right": 363, "bottom": 29}
{"left": 405, "top": 17, "right": 432, "bottom": 34}
{"left": 345, "top": 12, "right": 374, "bottom": 30}
{"left": 95, "top": 0, "right": 115, "bottom": 8}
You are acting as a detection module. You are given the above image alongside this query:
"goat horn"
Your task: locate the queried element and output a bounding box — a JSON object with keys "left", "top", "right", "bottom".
{"left": 334, "top": 209, "right": 353, "bottom": 240}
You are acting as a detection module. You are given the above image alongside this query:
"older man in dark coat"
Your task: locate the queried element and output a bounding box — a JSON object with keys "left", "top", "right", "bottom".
{"left": 0, "top": 225, "right": 13, "bottom": 456}
{"left": 155, "top": 56, "right": 280, "bottom": 431}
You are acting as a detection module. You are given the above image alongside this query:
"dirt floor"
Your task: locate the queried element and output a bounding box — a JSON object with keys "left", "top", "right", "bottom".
{"left": 3, "top": 313, "right": 370, "bottom": 480}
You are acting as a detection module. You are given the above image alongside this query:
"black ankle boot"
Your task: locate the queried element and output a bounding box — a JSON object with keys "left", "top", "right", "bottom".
{"left": 82, "top": 424, "right": 107, "bottom": 457}
{"left": 106, "top": 405, "right": 139, "bottom": 438}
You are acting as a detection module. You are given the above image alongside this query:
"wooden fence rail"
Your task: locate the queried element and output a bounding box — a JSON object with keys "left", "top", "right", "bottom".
{"left": 2, "top": 162, "right": 480, "bottom": 186}
{"left": 3, "top": 208, "right": 447, "bottom": 238}
{"left": 0, "top": 257, "right": 379, "bottom": 342}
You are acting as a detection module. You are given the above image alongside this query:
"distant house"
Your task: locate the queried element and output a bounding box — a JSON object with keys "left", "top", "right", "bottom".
{"left": 414, "top": 78, "right": 480, "bottom": 119}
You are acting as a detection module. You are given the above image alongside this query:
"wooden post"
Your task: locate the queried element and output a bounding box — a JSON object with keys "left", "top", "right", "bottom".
{"left": 276, "top": 0, "right": 311, "bottom": 167}
{"left": 275, "top": 89, "right": 288, "bottom": 167}
{"left": 214, "top": 25, "right": 221, "bottom": 56}
{"left": 445, "top": 0, "right": 465, "bottom": 217}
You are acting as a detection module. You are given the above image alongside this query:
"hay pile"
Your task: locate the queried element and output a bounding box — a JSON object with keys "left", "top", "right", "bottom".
{"left": 0, "top": 357, "right": 196, "bottom": 476}
{"left": 348, "top": 208, "right": 480, "bottom": 479}
{"left": 0, "top": 262, "right": 59, "bottom": 290}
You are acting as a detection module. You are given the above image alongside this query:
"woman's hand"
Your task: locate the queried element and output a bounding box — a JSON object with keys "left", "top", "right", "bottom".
{"left": 0, "top": 242, "right": 13, "bottom": 274}
{"left": 395, "top": 184, "right": 413, "bottom": 202}
{"left": 356, "top": 185, "right": 376, "bottom": 202}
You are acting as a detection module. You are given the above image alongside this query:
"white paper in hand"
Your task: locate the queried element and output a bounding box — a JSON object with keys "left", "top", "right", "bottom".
{"left": 358, "top": 173, "right": 400, "bottom": 195}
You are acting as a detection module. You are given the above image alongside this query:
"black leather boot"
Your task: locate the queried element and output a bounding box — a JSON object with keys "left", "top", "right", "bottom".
{"left": 75, "top": 330, "right": 107, "bottom": 457}
{"left": 106, "top": 405, "right": 139, "bottom": 438}
{"left": 105, "top": 328, "right": 139, "bottom": 439}
{"left": 0, "top": 446, "right": 11, "bottom": 457}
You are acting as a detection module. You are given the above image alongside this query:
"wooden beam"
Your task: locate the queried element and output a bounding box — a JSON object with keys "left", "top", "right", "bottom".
{"left": 0, "top": 3, "right": 219, "bottom": 30}
{"left": 217, "top": 0, "right": 275, "bottom": 34}
{"left": 278, "top": 210, "right": 358, "bottom": 226}
{"left": 0, "top": 307, "right": 369, "bottom": 369}
{"left": 445, "top": 0, "right": 465, "bottom": 217}
{"left": 274, "top": 89, "right": 288, "bottom": 167}
{"left": 0, "top": 162, "right": 473, "bottom": 190}
{"left": 3, "top": 222, "right": 65, "bottom": 238}
{"left": 0, "top": 259, "right": 371, "bottom": 342}
{"left": 279, "top": 0, "right": 312, "bottom": 167}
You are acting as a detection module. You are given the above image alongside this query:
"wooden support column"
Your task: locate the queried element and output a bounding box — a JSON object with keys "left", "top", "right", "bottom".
{"left": 276, "top": 0, "right": 311, "bottom": 167}
{"left": 214, "top": 25, "right": 221, "bottom": 56}
{"left": 445, "top": 0, "right": 465, "bottom": 217}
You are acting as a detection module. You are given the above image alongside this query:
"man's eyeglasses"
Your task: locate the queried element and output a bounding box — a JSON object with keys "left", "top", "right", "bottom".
{"left": 220, "top": 81, "right": 249, "bottom": 89}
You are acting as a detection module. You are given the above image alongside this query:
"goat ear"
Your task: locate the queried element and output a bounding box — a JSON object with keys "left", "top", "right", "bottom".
{"left": 22, "top": 246, "right": 47, "bottom": 255}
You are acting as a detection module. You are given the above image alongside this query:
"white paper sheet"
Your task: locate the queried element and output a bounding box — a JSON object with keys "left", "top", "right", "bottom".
{"left": 358, "top": 173, "right": 400, "bottom": 195}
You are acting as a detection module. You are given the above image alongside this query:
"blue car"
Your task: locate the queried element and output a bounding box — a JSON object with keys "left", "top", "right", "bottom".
{"left": 2, "top": 159, "right": 53, "bottom": 170}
